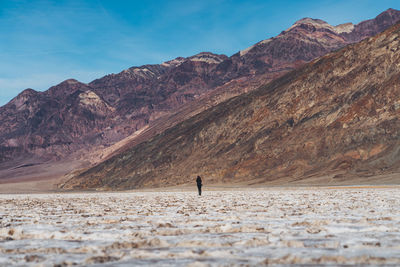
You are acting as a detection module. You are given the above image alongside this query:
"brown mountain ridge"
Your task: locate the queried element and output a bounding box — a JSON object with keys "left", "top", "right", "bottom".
{"left": 1, "top": 9, "right": 400, "bottom": 187}
{"left": 61, "top": 19, "right": 400, "bottom": 190}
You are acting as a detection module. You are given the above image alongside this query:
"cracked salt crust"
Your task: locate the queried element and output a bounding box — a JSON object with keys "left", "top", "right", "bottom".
{"left": 0, "top": 188, "right": 399, "bottom": 266}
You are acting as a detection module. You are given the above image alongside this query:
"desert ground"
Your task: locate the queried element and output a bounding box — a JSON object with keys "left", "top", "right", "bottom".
{"left": 0, "top": 188, "right": 400, "bottom": 266}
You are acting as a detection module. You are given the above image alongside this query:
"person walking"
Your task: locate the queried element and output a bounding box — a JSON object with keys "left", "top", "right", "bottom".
{"left": 196, "top": 176, "right": 202, "bottom": 196}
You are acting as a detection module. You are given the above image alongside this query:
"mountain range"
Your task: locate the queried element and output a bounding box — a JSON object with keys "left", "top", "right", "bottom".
{"left": 1, "top": 9, "right": 400, "bottom": 189}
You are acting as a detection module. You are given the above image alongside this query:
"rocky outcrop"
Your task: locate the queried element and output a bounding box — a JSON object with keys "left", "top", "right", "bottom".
{"left": 61, "top": 21, "right": 400, "bottom": 190}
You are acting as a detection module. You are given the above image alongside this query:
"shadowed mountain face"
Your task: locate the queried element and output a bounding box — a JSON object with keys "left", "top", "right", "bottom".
{"left": 61, "top": 21, "right": 400, "bottom": 190}
{"left": 1, "top": 9, "right": 400, "bottom": 177}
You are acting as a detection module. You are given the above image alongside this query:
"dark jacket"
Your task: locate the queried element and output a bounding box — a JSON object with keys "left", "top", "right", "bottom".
{"left": 196, "top": 176, "right": 202, "bottom": 186}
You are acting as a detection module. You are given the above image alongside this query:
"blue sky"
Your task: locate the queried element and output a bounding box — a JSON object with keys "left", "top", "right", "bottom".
{"left": 1, "top": 0, "right": 400, "bottom": 106}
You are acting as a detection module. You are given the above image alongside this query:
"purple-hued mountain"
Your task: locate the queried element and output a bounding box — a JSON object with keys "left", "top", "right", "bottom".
{"left": 1, "top": 9, "right": 400, "bottom": 184}
{"left": 63, "top": 17, "right": 400, "bottom": 190}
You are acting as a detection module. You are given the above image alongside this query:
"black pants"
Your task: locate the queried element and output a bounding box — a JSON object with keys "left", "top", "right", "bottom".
{"left": 197, "top": 185, "right": 202, "bottom": 196}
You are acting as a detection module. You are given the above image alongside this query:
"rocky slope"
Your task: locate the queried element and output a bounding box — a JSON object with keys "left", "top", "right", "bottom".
{"left": 0, "top": 53, "right": 228, "bottom": 166}
{"left": 1, "top": 9, "right": 400, "bottom": 180}
{"left": 0, "top": 80, "right": 115, "bottom": 162}
{"left": 61, "top": 21, "right": 400, "bottom": 189}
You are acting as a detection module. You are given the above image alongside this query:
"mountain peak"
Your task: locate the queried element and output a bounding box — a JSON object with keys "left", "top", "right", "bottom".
{"left": 384, "top": 8, "right": 398, "bottom": 14}
{"left": 46, "top": 78, "right": 89, "bottom": 97}
{"left": 188, "top": 52, "right": 228, "bottom": 64}
{"left": 60, "top": 79, "right": 83, "bottom": 85}
{"left": 285, "top": 17, "right": 337, "bottom": 33}
{"left": 18, "top": 88, "right": 38, "bottom": 96}
{"left": 11, "top": 88, "right": 38, "bottom": 101}
{"left": 376, "top": 8, "right": 400, "bottom": 19}
{"left": 239, "top": 16, "right": 344, "bottom": 57}
{"left": 7, "top": 88, "right": 40, "bottom": 110}
{"left": 293, "top": 17, "right": 329, "bottom": 26}
{"left": 334, "top": 22, "right": 355, "bottom": 33}
{"left": 161, "top": 57, "right": 186, "bottom": 67}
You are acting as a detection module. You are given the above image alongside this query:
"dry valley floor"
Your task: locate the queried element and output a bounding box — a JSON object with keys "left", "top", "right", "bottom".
{"left": 0, "top": 188, "right": 399, "bottom": 266}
